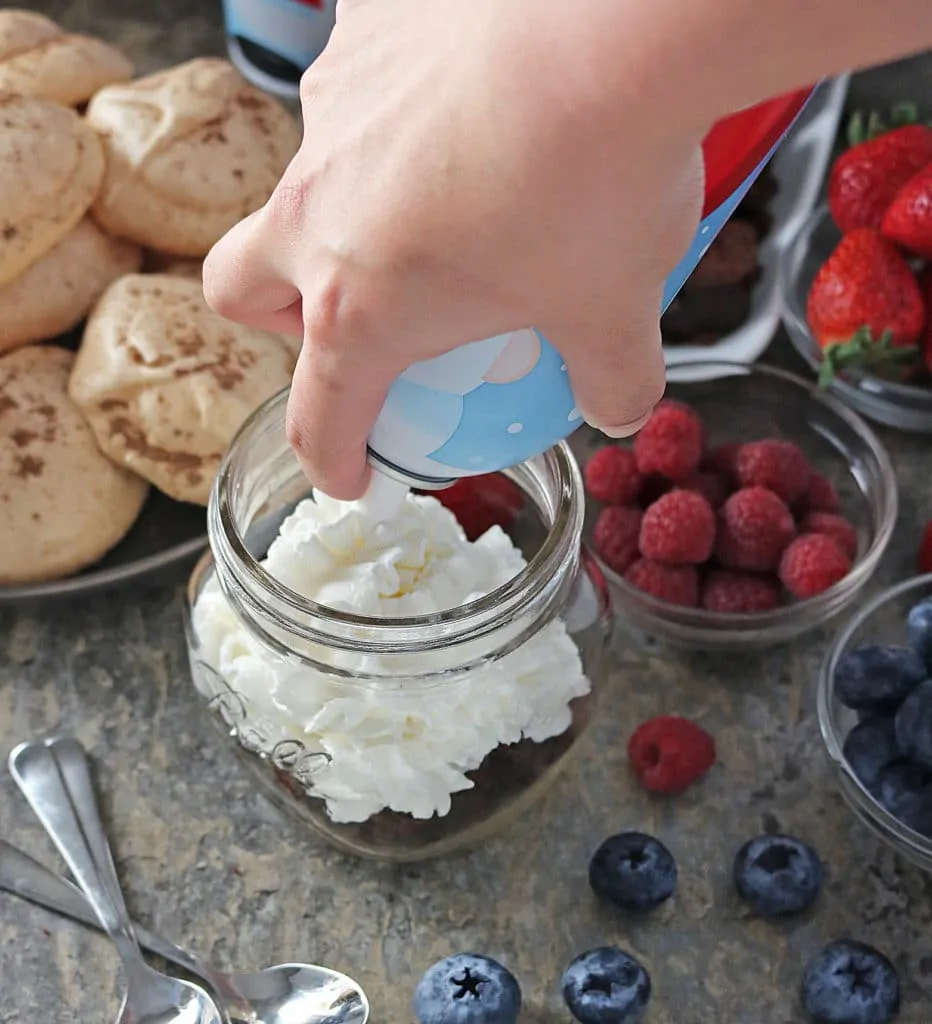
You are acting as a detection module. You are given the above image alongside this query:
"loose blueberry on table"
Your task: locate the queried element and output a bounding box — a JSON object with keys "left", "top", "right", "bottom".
{"left": 732, "top": 833, "right": 823, "bottom": 917}
{"left": 801, "top": 940, "right": 900, "bottom": 1024}
{"left": 413, "top": 953, "right": 521, "bottom": 1024}
{"left": 588, "top": 831, "right": 677, "bottom": 912}
{"left": 561, "top": 946, "right": 652, "bottom": 1024}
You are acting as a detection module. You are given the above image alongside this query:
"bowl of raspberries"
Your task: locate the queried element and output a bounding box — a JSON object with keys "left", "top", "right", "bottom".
{"left": 780, "top": 105, "right": 932, "bottom": 432}
{"left": 820, "top": 574, "right": 932, "bottom": 871}
{"left": 578, "top": 361, "right": 897, "bottom": 651}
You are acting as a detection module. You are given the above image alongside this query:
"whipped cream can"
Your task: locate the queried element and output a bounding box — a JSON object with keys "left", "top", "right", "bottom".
{"left": 223, "top": 0, "right": 336, "bottom": 98}
{"left": 369, "top": 85, "right": 818, "bottom": 489}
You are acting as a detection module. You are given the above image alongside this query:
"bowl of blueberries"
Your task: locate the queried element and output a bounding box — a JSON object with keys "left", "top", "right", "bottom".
{"left": 819, "top": 573, "right": 932, "bottom": 871}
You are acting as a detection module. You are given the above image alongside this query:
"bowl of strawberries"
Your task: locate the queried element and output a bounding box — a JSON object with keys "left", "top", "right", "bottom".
{"left": 781, "top": 105, "right": 932, "bottom": 432}
{"left": 575, "top": 361, "right": 897, "bottom": 652}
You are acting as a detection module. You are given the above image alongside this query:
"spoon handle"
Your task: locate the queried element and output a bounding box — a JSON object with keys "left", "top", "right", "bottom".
{"left": 0, "top": 839, "right": 200, "bottom": 973}
{"left": 9, "top": 738, "right": 143, "bottom": 962}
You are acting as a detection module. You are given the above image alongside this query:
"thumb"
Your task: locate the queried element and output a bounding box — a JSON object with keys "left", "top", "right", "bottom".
{"left": 544, "top": 304, "right": 666, "bottom": 439}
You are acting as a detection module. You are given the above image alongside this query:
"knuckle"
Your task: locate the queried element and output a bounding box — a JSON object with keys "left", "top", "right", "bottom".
{"left": 265, "top": 172, "right": 313, "bottom": 237}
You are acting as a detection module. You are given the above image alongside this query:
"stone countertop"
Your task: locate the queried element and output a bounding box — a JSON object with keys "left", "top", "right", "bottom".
{"left": 3, "top": 5, "right": 932, "bottom": 1021}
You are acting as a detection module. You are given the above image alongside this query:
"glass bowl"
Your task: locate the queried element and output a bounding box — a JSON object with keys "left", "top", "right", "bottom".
{"left": 573, "top": 361, "right": 897, "bottom": 653}
{"left": 818, "top": 574, "right": 932, "bottom": 872}
{"left": 780, "top": 204, "right": 932, "bottom": 433}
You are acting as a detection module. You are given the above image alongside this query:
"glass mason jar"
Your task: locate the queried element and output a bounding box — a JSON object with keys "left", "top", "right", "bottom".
{"left": 184, "top": 390, "right": 613, "bottom": 862}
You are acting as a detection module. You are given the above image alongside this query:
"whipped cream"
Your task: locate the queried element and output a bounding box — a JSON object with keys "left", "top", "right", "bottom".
{"left": 192, "top": 476, "right": 590, "bottom": 824}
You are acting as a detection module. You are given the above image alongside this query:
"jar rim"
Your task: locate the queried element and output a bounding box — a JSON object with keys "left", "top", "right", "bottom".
{"left": 207, "top": 388, "right": 584, "bottom": 654}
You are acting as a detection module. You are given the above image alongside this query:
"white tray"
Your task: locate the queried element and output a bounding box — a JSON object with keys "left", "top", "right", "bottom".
{"left": 665, "top": 74, "right": 850, "bottom": 384}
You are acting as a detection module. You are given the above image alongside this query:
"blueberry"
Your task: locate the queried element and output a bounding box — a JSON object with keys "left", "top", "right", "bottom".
{"left": 732, "top": 834, "right": 823, "bottom": 917}
{"left": 413, "top": 953, "right": 521, "bottom": 1024}
{"left": 562, "top": 946, "right": 651, "bottom": 1024}
{"left": 834, "top": 644, "right": 926, "bottom": 713}
{"left": 842, "top": 717, "right": 901, "bottom": 790}
{"left": 588, "top": 832, "right": 677, "bottom": 912}
{"left": 907, "top": 597, "right": 932, "bottom": 669}
{"left": 871, "top": 762, "right": 932, "bottom": 837}
{"left": 895, "top": 678, "right": 932, "bottom": 770}
{"left": 800, "top": 939, "right": 900, "bottom": 1024}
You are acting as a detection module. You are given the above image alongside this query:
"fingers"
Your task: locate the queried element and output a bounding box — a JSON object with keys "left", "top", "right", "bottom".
{"left": 286, "top": 338, "right": 407, "bottom": 500}
{"left": 545, "top": 302, "right": 666, "bottom": 439}
{"left": 203, "top": 209, "right": 305, "bottom": 338}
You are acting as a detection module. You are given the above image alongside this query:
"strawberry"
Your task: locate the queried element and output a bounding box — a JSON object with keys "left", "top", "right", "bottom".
{"left": 828, "top": 119, "right": 932, "bottom": 233}
{"left": 805, "top": 229, "right": 924, "bottom": 385}
{"left": 881, "top": 163, "right": 932, "bottom": 258}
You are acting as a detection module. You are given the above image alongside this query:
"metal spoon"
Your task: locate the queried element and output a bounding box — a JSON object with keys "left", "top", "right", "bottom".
{"left": 0, "top": 843, "right": 369, "bottom": 1024}
{"left": 10, "top": 737, "right": 224, "bottom": 1024}
{"left": 7, "top": 738, "right": 369, "bottom": 1024}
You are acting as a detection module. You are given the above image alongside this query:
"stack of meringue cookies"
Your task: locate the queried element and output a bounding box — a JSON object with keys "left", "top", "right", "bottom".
{"left": 0, "top": 9, "right": 302, "bottom": 585}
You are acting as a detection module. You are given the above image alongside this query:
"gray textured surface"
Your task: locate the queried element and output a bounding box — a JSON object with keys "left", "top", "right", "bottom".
{"left": 3, "top": 5, "right": 932, "bottom": 1021}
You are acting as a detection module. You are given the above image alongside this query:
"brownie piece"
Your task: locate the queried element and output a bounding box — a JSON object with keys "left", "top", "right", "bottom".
{"left": 661, "top": 281, "right": 753, "bottom": 343}
{"left": 688, "top": 219, "right": 760, "bottom": 287}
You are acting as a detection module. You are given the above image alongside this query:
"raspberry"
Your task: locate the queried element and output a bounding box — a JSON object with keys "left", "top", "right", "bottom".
{"left": 584, "top": 445, "right": 642, "bottom": 504}
{"left": 715, "top": 486, "right": 797, "bottom": 572}
{"left": 735, "top": 440, "right": 811, "bottom": 505}
{"left": 700, "top": 569, "right": 782, "bottom": 614}
{"left": 624, "top": 558, "right": 699, "bottom": 607}
{"left": 433, "top": 473, "right": 524, "bottom": 541}
{"left": 702, "top": 442, "right": 741, "bottom": 484}
{"left": 680, "top": 470, "right": 729, "bottom": 510}
{"left": 633, "top": 400, "right": 704, "bottom": 482}
{"left": 799, "top": 511, "right": 858, "bottom": 561}
{"left": 628, "top": 715, "right": 716, "bottom": 794}
{"left": 639, "top": 490, "right": 715, "bottom": 565}
{"left": 593, "top": 505, "right": 643, "bottom": 575}
{"left": 779, "top": 534, "right": 852, "bottom": 600}
{"left": 919, "top": 520, "right": 932, "bottom": 574}
{"left": 800, "top": 471, "right": 841, "bottom": 514}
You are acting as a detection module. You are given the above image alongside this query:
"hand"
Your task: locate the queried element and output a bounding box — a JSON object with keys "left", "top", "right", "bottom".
{"left": 204, "top": 0, "right": 708, "bottom": 498}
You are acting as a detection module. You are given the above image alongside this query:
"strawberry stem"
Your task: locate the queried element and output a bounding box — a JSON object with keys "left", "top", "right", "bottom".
{"left": 818, "top": 326, "right": 919, "bottom": 388}
{"left": 845, "top": 103, "right": 921, "bottom": 147}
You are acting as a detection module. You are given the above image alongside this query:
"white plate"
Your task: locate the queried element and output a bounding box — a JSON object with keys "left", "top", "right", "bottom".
{"left": 665, "top": 74, "right": 850, "bottom": 384}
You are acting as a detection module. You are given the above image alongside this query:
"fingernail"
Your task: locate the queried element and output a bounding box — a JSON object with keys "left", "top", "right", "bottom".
{"left": 591, "top": 412, "right": 653, "bottom": 438}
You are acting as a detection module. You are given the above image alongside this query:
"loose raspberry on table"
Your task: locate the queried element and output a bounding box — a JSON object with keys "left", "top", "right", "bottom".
{"left": 639, "top": 490, "right": 715, "bottom": 565}
{"left": 624, "top": 558, "right": 699, "bottom": 607}
{"left": 918, "top": 520, "right": 932, "bottom": 575}
{"left": 633, "top": 400, "right": 705, "bottom": 481}
{"left": 700, "top": 569, "right": 782, "bottom": 614}
{"left": 779, "top": 533, "right": 852, "bottom": 600}
{"left": 715, "top": 486, "right": 796, "bottom": 572}
{"left": 701, "top": 442, "right": 741, "bottom": 485}
{"left": 628, "top": 715, "right": 716, "bottom": 794}
{"left": 799, "top": 471, "right": 841, "bottom": 515}
{"left": 735, "top": 440, "right": 811, "bottom": 506}
{"left": 680, "top": 470, "right": 729, "bottom": 510}
{"left": 799, "top": 511, "right": 858, "bottom": 561}
{"left": 432, "top": 473, "right": 524, "bottom": 541}
{"left": 593, "top": 505, "right": 643, "bottom": 575}
{"left": 584, "top": 445, "right": 642, "bottom": 505}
